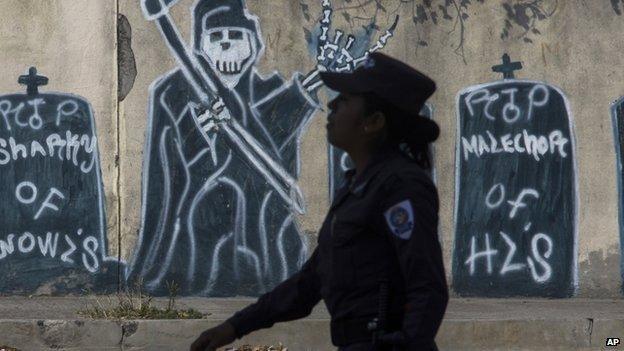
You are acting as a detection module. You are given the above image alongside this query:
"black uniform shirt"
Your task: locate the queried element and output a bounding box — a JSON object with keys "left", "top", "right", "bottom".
{"left": 227, "top": 148, "right": 449, "bottom": 348}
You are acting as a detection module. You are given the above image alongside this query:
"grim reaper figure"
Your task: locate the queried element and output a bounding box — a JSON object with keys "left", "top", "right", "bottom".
{"left": 127, "top": 0, "right": 397, "bottom": 296}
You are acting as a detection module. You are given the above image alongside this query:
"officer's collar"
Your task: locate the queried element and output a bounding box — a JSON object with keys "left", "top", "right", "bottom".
{"left": 345, "top": 147, "right": 397, "bottom": 197}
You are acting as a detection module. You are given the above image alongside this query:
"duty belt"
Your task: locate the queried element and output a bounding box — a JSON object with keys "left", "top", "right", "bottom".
{"left": 331, "top": 318, "right": 439, "bottom": 350}
{"left": 331, "top": 317, "right": 376, "bottom": 346}
{"left": 331, "top": 316, "right": 404, "bottom": 346}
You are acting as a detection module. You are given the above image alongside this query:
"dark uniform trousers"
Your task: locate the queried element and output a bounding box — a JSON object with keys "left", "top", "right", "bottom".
{"left": 226, "top": 149, "right": 449, "bottom": 349}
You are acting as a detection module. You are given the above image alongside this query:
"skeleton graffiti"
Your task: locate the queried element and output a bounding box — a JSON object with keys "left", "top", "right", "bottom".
{"left": 0, "top": 67, "right": 118, "bottom": 294}
{"left": 452, "top": 55, "right": 578, "bottom": 297}
{"left": 127, "top": 0, "right": 397, "bottom": 296}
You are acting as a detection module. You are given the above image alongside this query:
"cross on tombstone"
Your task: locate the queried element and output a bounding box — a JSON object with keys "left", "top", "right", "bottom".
{"left": 491, "top": 53, "right": 523, "bottom": 79}
{"left": 18, "top": 66, "right": 48, "bottom": 96}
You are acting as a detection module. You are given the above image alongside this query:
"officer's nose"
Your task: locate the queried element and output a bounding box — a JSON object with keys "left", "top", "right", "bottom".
{"left": 221, "top": 42, "right": 231, "bottom": 50}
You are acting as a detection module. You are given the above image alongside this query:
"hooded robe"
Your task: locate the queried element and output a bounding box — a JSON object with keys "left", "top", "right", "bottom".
{"left": 126, "top": 0, "right": 319, "bottom": 296}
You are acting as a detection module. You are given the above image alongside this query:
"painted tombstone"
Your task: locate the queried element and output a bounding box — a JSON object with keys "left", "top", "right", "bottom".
{"left": 0, "top": 67, "right": 118, "bottom": 294}
{"left": 127, "top": 0, "right": 398, "bottom": 297}
{"left": 452, "top": 55, "right": 578, "bottom": 297}
{"left": 329, "top": 104, "right": 433, "bottom": 200}
{"left": 611, "top": 99, "right": 624, "bottom": 292}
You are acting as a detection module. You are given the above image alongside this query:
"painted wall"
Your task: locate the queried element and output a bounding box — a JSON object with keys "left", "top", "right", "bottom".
{"left": 2, "top": 0, "right": 624, "bottom": 297}
{"left": 0, "top": 68, "right": 119, "bottom": 293}
{"left": 121, "top": 0, "right": 400, "bottom": 297}
{"left": 453, "top": 75, "right": 577, "bottom": 297}
{"left": 0, "top": 0, "right": 119, "bottom": 294}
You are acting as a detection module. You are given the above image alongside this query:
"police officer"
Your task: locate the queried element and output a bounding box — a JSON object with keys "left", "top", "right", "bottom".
{"left": 190, "top": 52, "right": 448, "bottom": 351}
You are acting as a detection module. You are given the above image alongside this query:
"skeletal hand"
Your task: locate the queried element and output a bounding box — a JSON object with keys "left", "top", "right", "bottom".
{"left": 302, "top": 0, "right": 399, "bottom": 92}
{"left": 194, "top": 98, "right": 231, "bottom": 134}
{"left": 317, "top": 0, "right": 398, "bottom": 73}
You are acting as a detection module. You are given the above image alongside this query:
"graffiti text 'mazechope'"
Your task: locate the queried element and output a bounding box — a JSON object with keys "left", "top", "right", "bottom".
{"left": 461, "top": 129, "right": 569, "bottom": 162}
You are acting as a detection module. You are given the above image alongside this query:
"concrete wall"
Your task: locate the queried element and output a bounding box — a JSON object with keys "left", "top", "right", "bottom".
{"left": 1, "top": 0, "right": 623, "bottom": 297}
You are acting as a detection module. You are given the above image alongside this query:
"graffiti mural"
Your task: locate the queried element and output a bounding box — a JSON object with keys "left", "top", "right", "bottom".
{"left": 0, "top": 67, "right": 118, "bottom": 294}
{"left": 127, "top": 0, "right": 396, "bottom": 296}
{"left": 452, "top": 54, "right": 578, "bottom": 297}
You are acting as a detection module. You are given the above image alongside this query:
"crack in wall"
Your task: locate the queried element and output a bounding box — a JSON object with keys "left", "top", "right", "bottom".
{"left": 586, "top": 317, "right": 594, "bottom": 346}
{"left": 118, "top": 325, "right": 124, "bottom": 351}
{"left": 115, "top": 6, "right": 137, "bottom": 293}
{"left": 115, "top": 0, "right": 122, "bottom": 294}
{"left": 119, "top": 321, "right": 138, "bottom": 351}
{"left": 113, "top": 2, "right": 139, "bottom": 293}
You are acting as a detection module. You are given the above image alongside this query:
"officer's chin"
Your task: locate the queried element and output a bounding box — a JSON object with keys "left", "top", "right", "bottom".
{"left": 326, "top": 125, "right": 336, "bottom": 146}
{"left": 326, "top": 125, "right": 349, "bottom": 149}
{"left": 326, "top": 133, "right": 345, "bottom": 151}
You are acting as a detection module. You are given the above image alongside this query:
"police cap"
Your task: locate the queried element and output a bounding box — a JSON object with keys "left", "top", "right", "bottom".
{"left": 320, "top": 52, "right": 439, "bottom": 143}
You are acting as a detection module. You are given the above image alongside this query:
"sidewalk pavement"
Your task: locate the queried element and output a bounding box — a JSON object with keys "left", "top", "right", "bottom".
{"left": 0, "top": 297, "right": 622, "bottom": 350}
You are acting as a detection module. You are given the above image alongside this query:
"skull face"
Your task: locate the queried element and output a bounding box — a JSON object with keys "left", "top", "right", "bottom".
{"left": 201, "top": 27, "right": 256, "bottom": 89}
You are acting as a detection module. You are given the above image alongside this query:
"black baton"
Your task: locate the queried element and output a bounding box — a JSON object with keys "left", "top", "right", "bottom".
{"left": 368, "top": 279, "right": 389, "bottom": 346}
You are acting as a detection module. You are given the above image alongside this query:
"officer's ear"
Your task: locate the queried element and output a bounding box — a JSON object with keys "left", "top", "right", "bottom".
{"left": 363, "top": 111, "right": 386, "bottom": 135}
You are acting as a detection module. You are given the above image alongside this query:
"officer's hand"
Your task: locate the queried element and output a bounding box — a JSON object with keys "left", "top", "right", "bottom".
{"left": 190, "top": 322, "right": 236, "bottom": 351}
{"left": 141, "top": 0, "right": 178, "bottom": 19}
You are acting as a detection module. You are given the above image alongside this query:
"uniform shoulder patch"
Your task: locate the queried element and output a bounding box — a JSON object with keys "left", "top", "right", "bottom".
{"left": 384, "top": 199, "right": 415, "bottom": 240}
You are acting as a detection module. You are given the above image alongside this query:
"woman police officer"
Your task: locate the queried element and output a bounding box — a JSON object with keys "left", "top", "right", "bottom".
{"left": 191, "top": 52, "right": 449, "bottom": 351}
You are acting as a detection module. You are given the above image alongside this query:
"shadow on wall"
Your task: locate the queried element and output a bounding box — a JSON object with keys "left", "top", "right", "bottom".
{"left": 118, "top": 13, "right": 137, "bottom": 102}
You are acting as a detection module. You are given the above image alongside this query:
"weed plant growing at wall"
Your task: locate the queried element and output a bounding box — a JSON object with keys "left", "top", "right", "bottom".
{"left": 78, "top": 282, "right": 290, "bottom": 349}
{"left": 78, "top": 280, "right": 205, "bottom": 319}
